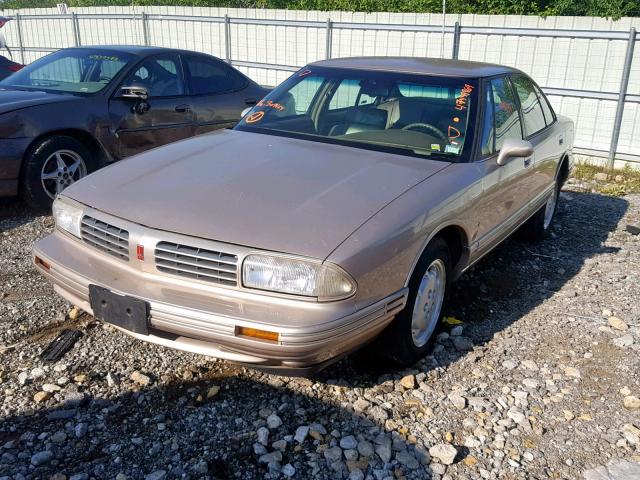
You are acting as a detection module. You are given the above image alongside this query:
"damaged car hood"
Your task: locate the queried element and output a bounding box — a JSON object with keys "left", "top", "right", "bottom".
{"left": 65, "top": 130, "right": 450, "bottom": 259}
{"left": 0, "top": 88, "right": 78, "bottom": 115}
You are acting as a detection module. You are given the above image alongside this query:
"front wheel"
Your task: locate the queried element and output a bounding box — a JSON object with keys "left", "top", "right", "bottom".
{"left": 377, "top": 237, "right": 450, "bottom": 367}
{"left": 20, "top": 136, "right": 94, "bottom": 211}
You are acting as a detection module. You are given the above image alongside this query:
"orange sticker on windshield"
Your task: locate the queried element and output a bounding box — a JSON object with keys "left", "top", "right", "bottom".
{"left": 455, "top": 84, "right": 474, "bottom": 111}
{"left": 257, "top": 100, "right": 285, "bottom": 112}
{"left": 245, "top": 111, "right": 265, "bottom": 124}
{"left": 447, "top": 125, "right": 461, "bottom": 139}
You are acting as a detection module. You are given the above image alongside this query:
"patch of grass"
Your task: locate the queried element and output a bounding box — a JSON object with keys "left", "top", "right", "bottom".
{"left": 571, "top": 161, "right": 640, "bottom": 196}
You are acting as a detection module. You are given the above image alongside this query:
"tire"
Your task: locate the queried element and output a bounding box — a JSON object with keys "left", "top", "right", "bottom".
{"left": 376, "top": 237, "right": 451, "bottom": 367}
{"left": 20, "top": 135, "right": 95, "bottom": 211}
{"left": 518, "top": 178, "right": 560, "bottom": 242}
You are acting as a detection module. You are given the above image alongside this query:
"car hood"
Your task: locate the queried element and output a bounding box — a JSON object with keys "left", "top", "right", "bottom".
{"left": 65, "top": 130, "right": 450, "bottom": 259}
{"left": 0, "top": 88, "right": 78, "bottom": 114}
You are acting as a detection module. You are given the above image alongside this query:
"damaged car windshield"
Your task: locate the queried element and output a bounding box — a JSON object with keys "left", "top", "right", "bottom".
{"left": 235, "top": 66, "right": 478, "bottom": 161}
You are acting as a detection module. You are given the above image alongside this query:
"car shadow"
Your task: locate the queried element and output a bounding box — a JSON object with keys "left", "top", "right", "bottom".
{"left": 313, "top": 190, "right": 629, "bottom": 387}
{"left": 0, "top": 197, "right": 46, "bottom": 229}
{"left": 0, "top": 367, "right": 434, "bottom": 479}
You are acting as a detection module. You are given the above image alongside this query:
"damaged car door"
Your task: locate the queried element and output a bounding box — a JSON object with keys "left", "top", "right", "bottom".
{"left": 109, "top": 53, "right": 194, "bottom": 158}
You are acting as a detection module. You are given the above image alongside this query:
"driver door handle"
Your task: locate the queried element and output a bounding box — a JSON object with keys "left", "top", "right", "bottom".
{"left": 175, "top": 104, "right": 192, "bottom": 113}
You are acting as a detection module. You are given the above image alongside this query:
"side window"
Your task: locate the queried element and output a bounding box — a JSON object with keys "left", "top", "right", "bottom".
{"left": 490, "top": 77, "right": 523, "bottom": 151}
{"left": 185, "top": 56, "right": 246, "bottom": 95}
{"left": 328, "top": 79, "right": 375, "bottom": 110}
{"left": 285, "top": 76, "right": 323, "bottom": 115}
{"left": 533, "top": 83, "right": 556, "bottom": 126}
{"left": 511, "top": 75, "right": 546, "bottom": 136}
{"left": 122, "top": 54, "right": 184, "bottom": 98}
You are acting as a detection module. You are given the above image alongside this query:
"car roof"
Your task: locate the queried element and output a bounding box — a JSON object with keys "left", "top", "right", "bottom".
{"left": 64, "top": 45, "right": 217, "bottom": 58}
{"left": 309, "top": 57, "right": 524, "bottom": 78}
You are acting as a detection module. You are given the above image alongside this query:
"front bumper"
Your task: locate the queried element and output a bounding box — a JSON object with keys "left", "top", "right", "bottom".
{"left": 33, "top": 230, "right": 407, "bottom": 375}
{"left": 0, "top": 137, "right": 31, "bottom": 196}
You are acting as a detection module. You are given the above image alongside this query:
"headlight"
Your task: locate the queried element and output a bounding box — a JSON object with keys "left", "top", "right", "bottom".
{"left": 242, "top": 254, "right": 356, "bottom": 301}
{"left": 52, "top": 196, "right": 83, "bottom": 238}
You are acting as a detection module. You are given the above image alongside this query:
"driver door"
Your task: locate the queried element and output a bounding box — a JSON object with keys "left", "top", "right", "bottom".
{"left": 109, "top": 53, "right": 194, "bottom": 158}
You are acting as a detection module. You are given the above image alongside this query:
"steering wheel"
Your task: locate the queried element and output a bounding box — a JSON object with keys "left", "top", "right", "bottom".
{"left": 402, "top": 122, "right": 448, "bottom": 143}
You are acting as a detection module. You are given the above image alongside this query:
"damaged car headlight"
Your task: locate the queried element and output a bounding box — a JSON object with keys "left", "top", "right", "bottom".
{"left": 242, "top": 254, "right": 356, "bottom": 301}
{"left": 52, "top": 196, "right": 83, "bottom": 238}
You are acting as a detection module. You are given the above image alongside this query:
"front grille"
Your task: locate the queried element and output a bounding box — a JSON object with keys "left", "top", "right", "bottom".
{"left": 80, "top": 216, "right": 130, "bottom": 261}
{"left": 155, "top": 241, "right": 238, "bottom": 287}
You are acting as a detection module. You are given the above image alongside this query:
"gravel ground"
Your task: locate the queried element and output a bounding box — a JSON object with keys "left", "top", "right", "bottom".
{"left": 1, "top": 185, "right": 639, "bottom": 480}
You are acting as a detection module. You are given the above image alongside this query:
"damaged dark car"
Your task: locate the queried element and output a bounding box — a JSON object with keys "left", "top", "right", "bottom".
{"left": 0, "top": 45, "right": 267, "bottom": 209}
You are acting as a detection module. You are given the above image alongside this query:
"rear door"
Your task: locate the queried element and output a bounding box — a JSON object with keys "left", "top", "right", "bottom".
{"left": 472, "top": 76, "right": 533, "bottom": 256}
{"left": 183, "top": 54, "right": 257, "bottom": 135}
{"left": 510, "top": 74, "right": 560, "bottom": 200}
{"left": 109, "top": 53, "right": 194, "bottom": 158}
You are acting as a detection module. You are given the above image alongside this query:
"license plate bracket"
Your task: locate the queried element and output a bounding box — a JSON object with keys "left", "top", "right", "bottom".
{"left": 89, "top": 285, "right": 149, "bottom": 335}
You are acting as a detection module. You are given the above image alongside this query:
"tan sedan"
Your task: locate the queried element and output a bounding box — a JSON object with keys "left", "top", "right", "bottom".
{"left": 33, "top": 57, "right": 574, "bottom": 375}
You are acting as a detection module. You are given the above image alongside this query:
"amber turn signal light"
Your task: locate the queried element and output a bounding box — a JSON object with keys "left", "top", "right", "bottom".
{"left": 35, "top": 256, "right": 51, "bottom": 271}
{"left": 236, "top": 326, "right": 279, "bottom": 342}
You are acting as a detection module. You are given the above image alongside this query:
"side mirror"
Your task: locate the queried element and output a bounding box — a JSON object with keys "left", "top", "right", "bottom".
{"left": 240, "top": 107, "right": 252, "bottom": 118}
{"left": 496, "top": 139, "right": 534, "bottom": 166}
{"left": 120, "top": 85, "right": 148, "bottom": 100}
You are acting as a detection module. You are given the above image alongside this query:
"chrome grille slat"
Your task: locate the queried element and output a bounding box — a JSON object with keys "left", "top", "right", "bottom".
{"left": 80, "top": 215, "right": 129, "bottom": 261}
{"left": 155, "top": 241, "right": 238, "bottom": 287}
{"left": 154, "top": 244, "right": 237, "bottom": 265}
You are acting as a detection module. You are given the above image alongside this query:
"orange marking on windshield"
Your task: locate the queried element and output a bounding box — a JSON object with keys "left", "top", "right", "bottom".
{"left": 245, "top": 111, "right": 265, "bottom": 124}
{"left": 454, "top": 84, "right": 474, "bottom": 111}
{"left": 447, "top": 125, "right": 461, "bottom": 139}
{"left": 298, "top": 69, "right": 312, "bottom": 77}
{"left": 257, "top": 100, "right": 285, "bottom": 112}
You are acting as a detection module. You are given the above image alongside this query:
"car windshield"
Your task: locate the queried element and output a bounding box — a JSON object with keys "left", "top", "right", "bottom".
{"left": 0, "top": 48, "right": 134, "bottom": 94}
{"left": 235, "top": 66, "right": 478, "bottom": 160}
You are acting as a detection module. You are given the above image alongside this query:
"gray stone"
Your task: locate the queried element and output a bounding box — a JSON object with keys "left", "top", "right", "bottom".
{"left": 281, "top": 464, "right": 296, "bottom": 477}
{"left": 584, "top": 459, "right": 640, "bottom": 480}
{"left": 613, "top": 335, "right": 634, "bottom": 348}
{"left": 340, "top": 435, "right": 358, "bottom": 450}
{"left": 396, "top": 450, "right": 419, "bottom": 469}
{"left": 258, "top": 451, "right": 282, "bottom": 464}
{"left": 452, "top": 336, "right": 473, "bottom": 351}
{"left": 266, "top": 413, "right": 283, "bottom": 429}
{"left": 294, "top": 425, "right": 309, "bottom": 443}
{"left": 75, "top": 423, "right": 88, "bottom": 438}
{"left": 69, "top": 474, "right": 89, "bottom": 480}
{"left": 272, "top": 439, "right": 287, "bottom": 451}
{"left": 448, "top": 392, "right": 467, "bottom": 409}
{"left": 257, "top": 426, "right": 269, "bottom": 446}
{"left": 144, "top": 470, "right": 166, "bottom": 480}
{"left": 349, "top": 470, "right": 365, "bottom": 480}
{"left": 429, "top": 444, "right": 457, "bottom": 465}
{"left": 30, "top": 450, "right": 53, "bottom": 466}
{"left": 375, "top": 442, "right": 392, "bottom": 463}
{"left": 357, "top": 440, "right": 374, "bottom": 457}
{"left": 324, "top": 446, "right": 343, "bottom": 463}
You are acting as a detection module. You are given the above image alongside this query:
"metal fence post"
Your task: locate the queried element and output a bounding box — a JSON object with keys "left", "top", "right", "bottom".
{"left": 451, "top": 21, "right": 461, "bottom": 59}
{"left": 141, "top": 12, "right": 150, "bottom": 46}
{"left": 224, "top": 14, "right": 231, "bottom": 64}
{"left": 71, "top": 12, "right": 81, "bottom": 46}
{"left": 325, "top": 17, "right": 333, "bottom": 59}
{"left": 608, "top": 27, "right": 636, "bottom": 169}
{"left": 15, "top": 13, "right": 25, "bottom": 64}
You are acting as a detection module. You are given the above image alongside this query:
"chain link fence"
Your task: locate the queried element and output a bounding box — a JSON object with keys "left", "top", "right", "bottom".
{"left": 1, "top": 8, "right": 638, "bottom": 165}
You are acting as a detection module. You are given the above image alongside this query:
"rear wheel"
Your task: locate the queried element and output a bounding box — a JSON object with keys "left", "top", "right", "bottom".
{"left": 377, "top": 237, "right": 450, "bottom": 367}
{"left": 20, "top": 136, "right": 95, "bottom": 210}
{"left": 519, "top": 178, "right": 560, "bottom": 241}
